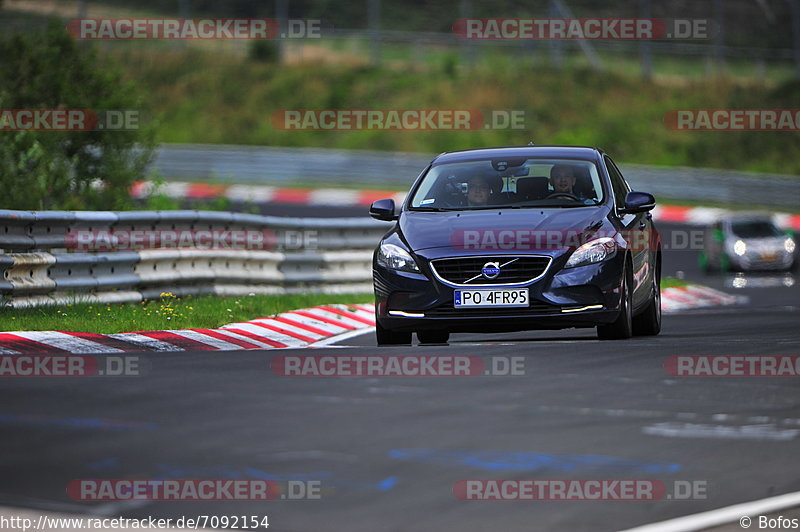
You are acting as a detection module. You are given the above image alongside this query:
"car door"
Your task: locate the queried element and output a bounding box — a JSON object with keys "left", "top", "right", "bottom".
{"left": 604, "top": 156, "right": 651, "bottom": 309}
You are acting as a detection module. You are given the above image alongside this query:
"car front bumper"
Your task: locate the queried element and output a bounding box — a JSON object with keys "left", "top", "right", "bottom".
{"left": 374, "top": 251, "right": 626, "bottom": 333}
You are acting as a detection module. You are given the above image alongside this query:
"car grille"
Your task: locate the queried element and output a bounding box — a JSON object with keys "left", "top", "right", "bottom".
{"left": 425, "top": 300, "right": 561, "bottom": 317}
{"left": 430, "top": 256, "right": 551, "bottom": 285}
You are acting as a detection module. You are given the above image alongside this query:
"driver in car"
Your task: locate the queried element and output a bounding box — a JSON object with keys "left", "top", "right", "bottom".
{"left": 466, "top": 175, "right": 493, "bottom": 206}
{"left": 549, "top": 164, "right": 579, "bottom": 196}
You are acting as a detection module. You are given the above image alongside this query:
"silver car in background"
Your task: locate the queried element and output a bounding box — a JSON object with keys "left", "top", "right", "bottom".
{"left": 701, "top": 213, "right": 797, "bottom": 272}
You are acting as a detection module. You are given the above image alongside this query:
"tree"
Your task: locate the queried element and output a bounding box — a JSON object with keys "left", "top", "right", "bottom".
{"left": 0, "top": 22, "right": 155, "bottom": 210}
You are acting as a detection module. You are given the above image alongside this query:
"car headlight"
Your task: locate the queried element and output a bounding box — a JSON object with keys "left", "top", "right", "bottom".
{"left": 565, "top": 237, "right": 617, "bottom": 268}
{"left": 733, "top": 240, "right": 747, "bottom": 256}
{"left": 377, "top": 243, "right": 420, "bottom": 273}
{"left": 785, "top": 238, "right": 796, "bottom": 254}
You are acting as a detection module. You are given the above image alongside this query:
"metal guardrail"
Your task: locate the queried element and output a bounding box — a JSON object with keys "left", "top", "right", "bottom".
{"left": 150, "top": 144, "right": 800, "bottom": 209}
{"left": 0, "top": 210, "right": 389, "bottom": 308}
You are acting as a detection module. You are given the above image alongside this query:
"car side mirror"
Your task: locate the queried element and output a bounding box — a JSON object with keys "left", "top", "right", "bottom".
{"left": 369, "top": 199, "right": 398, "bottom": 221}
{"left": 619, "top": 191, "right": 656, "bottom": 214}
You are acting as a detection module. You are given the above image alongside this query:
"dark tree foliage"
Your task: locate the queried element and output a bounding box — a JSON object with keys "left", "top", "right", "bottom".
{"left": 0, "top": 22, "right": 155, "bottom": 210}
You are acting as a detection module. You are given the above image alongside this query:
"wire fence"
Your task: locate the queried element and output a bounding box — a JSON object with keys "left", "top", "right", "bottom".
{"left": 2, "top": 0, "right": 799, "bottom": 81}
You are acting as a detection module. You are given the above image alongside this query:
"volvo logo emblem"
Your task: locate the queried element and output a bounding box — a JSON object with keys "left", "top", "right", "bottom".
{"left": 481, "top": 262, "right": 501, "bottom": 279}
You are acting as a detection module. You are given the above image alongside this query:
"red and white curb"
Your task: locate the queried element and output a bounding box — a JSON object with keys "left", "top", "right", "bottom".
{"left": 0, "top": 304, "right": 376, "bottom": 355}
{"left": 131, "top": 181, "right": 406, "bottom": 208}
{"left": 661, "top": 284, "right": 742, "bottom": 312}
{"left": 131, "top": 181, "right": 800, "bottom": 230}
{"left": 0, "top": 286, "right": 741, "bottom": 354}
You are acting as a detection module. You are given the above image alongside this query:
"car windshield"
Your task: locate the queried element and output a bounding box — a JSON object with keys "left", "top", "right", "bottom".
{"left": 731, "top": 220, "right": 783, "bottom": 238}
{"left": 409, "top": 158, "right": 604, "bottom": 210}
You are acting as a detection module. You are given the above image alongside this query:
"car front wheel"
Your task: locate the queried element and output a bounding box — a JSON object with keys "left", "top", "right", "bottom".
{"left": 597, "top": 264, "right": 633, "bottom": 340}
{"left": 633, "top": 260, "right": 661, "bottom": 336}
{"left": 417, "top": 330, "right": 450, "bottom": 344}
{"left": 376, "top": 321, "right": 412, "bottom": 346}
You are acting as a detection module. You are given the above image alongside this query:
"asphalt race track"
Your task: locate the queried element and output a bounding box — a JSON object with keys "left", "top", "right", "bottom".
{"left": 0, "top": 212, "right": 798, "bottom": 531}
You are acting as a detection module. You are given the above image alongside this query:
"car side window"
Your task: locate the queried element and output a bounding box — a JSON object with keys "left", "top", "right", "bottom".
{"left": 604, "top": 156, "right": 629, "bottom": 211}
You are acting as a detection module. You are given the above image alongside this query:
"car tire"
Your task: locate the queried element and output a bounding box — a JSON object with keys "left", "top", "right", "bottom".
{"left": 417, "top": 330, "right": 450, "bottom": 344}
{"left": 633, "top": 260, "right": 661, "bottom": 336}
{"left": 376, "top": 321, "right": 412, "bottom": 345}
{"left": 597, "top": 262, "right": 633, "bottom": 340}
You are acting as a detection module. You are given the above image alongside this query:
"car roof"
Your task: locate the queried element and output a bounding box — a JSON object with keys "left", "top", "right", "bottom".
{"left": 431, "top": 145, "right": 604, "bottom": 165}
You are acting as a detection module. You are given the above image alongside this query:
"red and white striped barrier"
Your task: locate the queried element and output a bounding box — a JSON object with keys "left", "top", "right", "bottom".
{"left": 131, "top": 181, "right": 800, "bottom": 230}
{"left": 0, "top": 286, "right": 740, "bottom": 354}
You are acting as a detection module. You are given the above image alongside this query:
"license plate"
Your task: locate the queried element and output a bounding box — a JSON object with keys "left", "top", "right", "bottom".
{"left": 761, "top": 252, "right": 777, "bottom": 261}
{"left": 454, "top": 289, "right": 529, "bottom": 308}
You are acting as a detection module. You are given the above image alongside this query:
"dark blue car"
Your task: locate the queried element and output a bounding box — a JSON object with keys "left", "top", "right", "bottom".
{"left": 369, "top": 145, "right": 662, "bottom": 344}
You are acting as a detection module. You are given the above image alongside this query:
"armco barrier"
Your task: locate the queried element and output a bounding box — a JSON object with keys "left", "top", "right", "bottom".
{"left": 150, "top": 144, "right": 800, "bottom": 209}
{"left": 0, "top": 210, "right": 389, "bottom": 308}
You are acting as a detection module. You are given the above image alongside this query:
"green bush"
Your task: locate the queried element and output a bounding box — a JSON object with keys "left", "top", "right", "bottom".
{"left": 249, "top": 40, "right": 279, "bottom": 63}
{"left": 0, "top": 22, "right": 155, "bottom": 210}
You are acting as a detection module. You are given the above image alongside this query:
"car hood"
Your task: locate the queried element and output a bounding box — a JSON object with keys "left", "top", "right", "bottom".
{"left": 399, "top": 207, "right": 612, "bottom": 253}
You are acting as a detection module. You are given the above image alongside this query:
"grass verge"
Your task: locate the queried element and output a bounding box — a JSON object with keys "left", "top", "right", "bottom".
{"left": 662, "top": 277, "right": 692, "bottom": 289}
{"left": 0, "top": 293, "right": 373, "bottom": 334}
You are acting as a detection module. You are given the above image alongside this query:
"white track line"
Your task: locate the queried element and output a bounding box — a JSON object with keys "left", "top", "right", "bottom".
{"left": 309, "top": 327, "right": 375, "bottom": 347}
{"left": 619, "top": 490, "right": 800, "bottom": 532}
